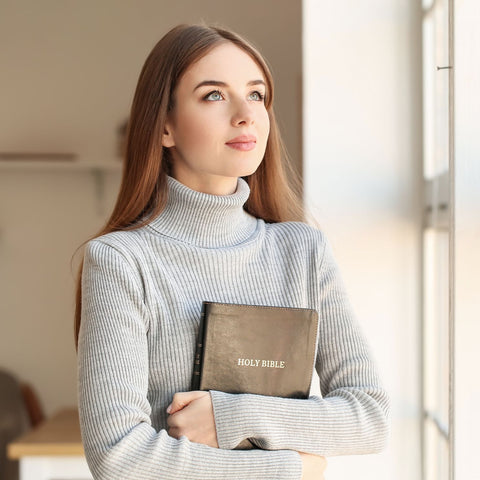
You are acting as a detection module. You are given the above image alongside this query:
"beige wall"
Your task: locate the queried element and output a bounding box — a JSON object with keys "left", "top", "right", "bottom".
{"left": 0, "top": 0, "right": 301, "bottom": 416}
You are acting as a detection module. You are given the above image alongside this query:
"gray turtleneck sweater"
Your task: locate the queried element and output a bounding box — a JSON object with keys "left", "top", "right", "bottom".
{"left": 77, "top": 176, "right": 389, "bottom": 480}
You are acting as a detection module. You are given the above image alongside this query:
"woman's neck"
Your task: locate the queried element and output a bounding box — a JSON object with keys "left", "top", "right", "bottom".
{"left": 169, "top": 170, "right": 238, "bottom": 196}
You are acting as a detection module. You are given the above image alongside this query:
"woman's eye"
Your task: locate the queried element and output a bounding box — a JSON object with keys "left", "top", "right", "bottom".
{"left": 204, "top": 90, "right": 224, "bottom": 101}
{"left": 249, "top": 91, "right": 265, "bottom": 102}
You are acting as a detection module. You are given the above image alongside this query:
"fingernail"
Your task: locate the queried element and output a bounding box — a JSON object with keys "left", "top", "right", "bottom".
{"left": 166, "top": 405, "right": 172, "bottom": 414}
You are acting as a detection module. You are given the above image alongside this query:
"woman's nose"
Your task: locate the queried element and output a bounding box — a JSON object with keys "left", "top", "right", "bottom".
{"left": 231, "top": 101, "right": 255, "bottom": 126}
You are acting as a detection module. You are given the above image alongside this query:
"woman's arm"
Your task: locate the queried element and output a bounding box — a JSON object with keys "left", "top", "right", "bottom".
{"left": 208, "top": 235, "right": 390, "bottom": 456}
{"left": 78, "top": 239, "right": 303, "bottom": 480}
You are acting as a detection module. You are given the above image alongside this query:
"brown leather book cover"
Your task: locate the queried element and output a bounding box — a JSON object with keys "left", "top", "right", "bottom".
{"left": 192, "top": 302, "right": 319, "bottom": 399}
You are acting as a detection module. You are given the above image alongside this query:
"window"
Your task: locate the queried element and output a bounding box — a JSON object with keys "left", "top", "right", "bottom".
{"left": 422, "top": 0, "right": 452, "bottom": 478}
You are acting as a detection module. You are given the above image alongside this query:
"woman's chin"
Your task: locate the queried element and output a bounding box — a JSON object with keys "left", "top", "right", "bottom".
{"left": 234, "top": 160, "right": 263, "bottom": 178}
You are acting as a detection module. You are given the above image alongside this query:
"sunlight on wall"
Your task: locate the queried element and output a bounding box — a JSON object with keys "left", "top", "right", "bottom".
{"left": 303, "top": 2, "right": 423, "bottom": 479}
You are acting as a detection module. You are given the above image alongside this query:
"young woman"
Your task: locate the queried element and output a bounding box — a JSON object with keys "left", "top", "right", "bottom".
{"left": 75, "top": 24, "right": 389, "bottom": 480}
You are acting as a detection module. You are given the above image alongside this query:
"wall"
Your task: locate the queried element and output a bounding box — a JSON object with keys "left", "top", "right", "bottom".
{"left": 454, "top": 1, "right": 480, "bottom": 478}
{"left": 0, "top": 0, "right": 302, "bottom": 416}
{"left": 303, "top": 2, "right": 423, "bottom": 479}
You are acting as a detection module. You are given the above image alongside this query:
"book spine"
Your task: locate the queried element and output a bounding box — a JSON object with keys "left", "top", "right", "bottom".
{"left": 191, "top": 303, "right": 207, "bottom": 390}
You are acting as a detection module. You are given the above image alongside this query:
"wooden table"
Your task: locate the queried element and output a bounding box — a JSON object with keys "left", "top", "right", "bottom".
{"left": 8, "top": 408, "right": 92, "bottom": 480}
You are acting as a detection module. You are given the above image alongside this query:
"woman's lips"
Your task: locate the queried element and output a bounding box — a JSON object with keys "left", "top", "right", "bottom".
{"left": 226, "top": 142, "right": 256, "bottom": 151}
{"left": 226, "top": 135, "right": 257, "bottom": 151}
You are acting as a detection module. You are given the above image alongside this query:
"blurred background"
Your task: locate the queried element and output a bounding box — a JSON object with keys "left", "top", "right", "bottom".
{"left": 0, "top": 1, "right": 478, "bottom": 479}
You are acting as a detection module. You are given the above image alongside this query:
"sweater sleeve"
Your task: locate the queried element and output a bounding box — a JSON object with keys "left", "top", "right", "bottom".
{"left": 210, "top": 234, "right": 390, "bottom": 456}
{"left": 77, "top": 240, "right": 302, "bottom": 480}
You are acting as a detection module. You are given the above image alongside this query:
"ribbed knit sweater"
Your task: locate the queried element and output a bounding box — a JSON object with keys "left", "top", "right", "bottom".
{"left": 77, "top": 176, "right": 389, "bottom": 480}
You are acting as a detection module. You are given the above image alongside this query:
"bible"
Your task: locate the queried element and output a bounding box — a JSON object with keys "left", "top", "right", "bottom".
{"left": 191, "top": 301, "right": 319, "bottom": 399}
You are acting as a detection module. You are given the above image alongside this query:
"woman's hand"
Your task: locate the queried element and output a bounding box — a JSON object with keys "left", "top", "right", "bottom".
{"left": 166, "top": 391, "right": 219, "bottom": 448}
{"left": 299, "top": 452, "right": 327, "bottom": 480}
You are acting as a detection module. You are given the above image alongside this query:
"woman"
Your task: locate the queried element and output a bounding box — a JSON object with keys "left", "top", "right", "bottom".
{"left": 75, "top": 24, "right": 389, "bottom": 480}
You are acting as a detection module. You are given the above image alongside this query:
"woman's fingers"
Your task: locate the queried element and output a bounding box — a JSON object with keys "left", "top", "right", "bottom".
{"left": 299, "top": 452, "right": 327, "bottom": 480}
{"left": 166, "top": 390, "right": 207, "bottom": 415}
{"left": 166, "top": 391, "right": 218, "bottom": 447}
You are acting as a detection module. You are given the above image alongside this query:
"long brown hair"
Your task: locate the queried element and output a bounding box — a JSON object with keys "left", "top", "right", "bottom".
{"left": 74, "top": 23, "right": 304, "bottom": 348}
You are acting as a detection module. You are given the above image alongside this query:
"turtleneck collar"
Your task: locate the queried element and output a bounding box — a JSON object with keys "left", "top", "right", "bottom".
{"left": 146, "top": 176, "right": 259, "bottom": 248}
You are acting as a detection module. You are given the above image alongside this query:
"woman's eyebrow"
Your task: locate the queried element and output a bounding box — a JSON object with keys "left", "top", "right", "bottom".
{"left": 193, "top": 79, "right": 266, "bottom": 92}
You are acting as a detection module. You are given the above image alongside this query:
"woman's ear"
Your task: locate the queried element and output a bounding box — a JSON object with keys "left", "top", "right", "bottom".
{"left": 161, "top": 121, "right": 175, "bottom": 148}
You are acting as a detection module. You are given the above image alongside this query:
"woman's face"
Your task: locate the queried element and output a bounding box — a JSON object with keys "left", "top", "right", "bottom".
{"left": 162, "top": 41, "right": 270, "bottom": 195}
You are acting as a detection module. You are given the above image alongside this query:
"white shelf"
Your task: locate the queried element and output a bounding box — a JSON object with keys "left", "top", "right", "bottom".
{"left": 0, "top": 159, "right": 122, "bottom": 215}
{"left": 0, "top": 159, "right": 122, "bottom": 172}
